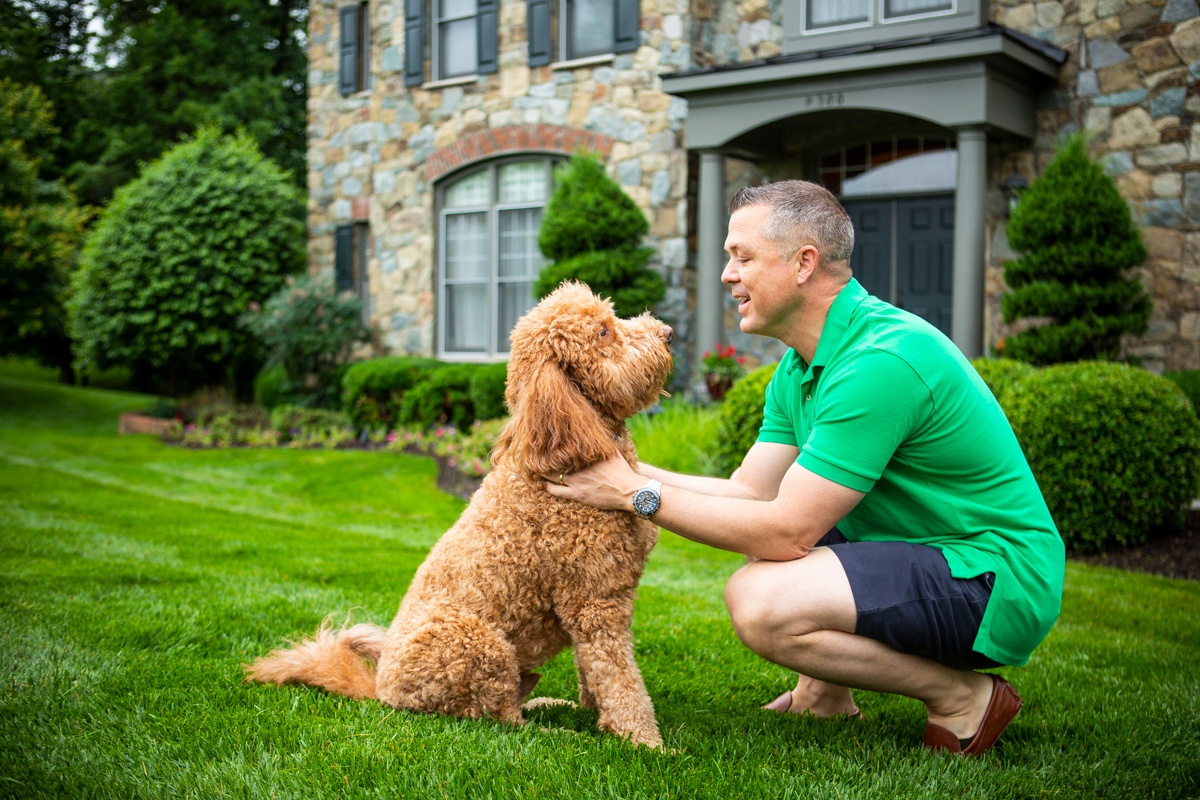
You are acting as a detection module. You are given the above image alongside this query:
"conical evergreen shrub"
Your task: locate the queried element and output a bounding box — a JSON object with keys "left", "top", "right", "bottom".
{"left": 1000, "top": 135, "right": 1150, "bottom": 365}
{"left": 533, "top": 154, "right": 665, "bottom": 318}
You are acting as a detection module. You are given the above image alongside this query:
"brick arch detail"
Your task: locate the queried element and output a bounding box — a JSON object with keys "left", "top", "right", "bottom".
{"left": 423, "top": 125, "right": 615, "bottom": 182}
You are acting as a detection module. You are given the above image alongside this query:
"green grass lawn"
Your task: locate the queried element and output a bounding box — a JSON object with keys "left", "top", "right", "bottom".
{"left": 2, "top": 365, "right": 1199, "bottom": 799}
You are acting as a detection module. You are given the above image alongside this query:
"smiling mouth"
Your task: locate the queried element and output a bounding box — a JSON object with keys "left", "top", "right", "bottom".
{"left": 735, "top": 296, "right": 750, "bottom": 313}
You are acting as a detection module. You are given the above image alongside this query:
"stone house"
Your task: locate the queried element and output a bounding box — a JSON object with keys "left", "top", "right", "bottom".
{"left": 307, "top": 0, "right": 1200, "bottom": 384}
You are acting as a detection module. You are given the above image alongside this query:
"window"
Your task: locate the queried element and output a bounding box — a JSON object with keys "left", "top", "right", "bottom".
{"left": 335, "top": 223, "right": 371, "bottom": 321}
{"left": 818, "top": 136, "right": 956, "bottom": 196}
{"left": 526, "top": 0, "right": 639, "bottom": 67}
{"left": 803, "top": 0, "right": 954, "bottom": 33}
{"left": 437, "top": 160, "right": 556, "bottom": 357}
{"left": 339, "top": 2, "right": 370, "bottom": 95}
{"left": 405, "top": 0, "right": 497, "bottom": 85}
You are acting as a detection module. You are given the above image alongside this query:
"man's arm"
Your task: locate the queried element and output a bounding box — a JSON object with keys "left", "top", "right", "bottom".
{"left": 546, "top": 444, "right": 865, "bottom": 561}
{"left": 637, "top": 441, "right": 798, "bottom": 501}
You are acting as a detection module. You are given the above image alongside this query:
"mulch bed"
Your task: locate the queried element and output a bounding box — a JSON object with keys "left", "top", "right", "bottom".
{"left": 433, "top": 453, "right": 1200, "bottom": 582}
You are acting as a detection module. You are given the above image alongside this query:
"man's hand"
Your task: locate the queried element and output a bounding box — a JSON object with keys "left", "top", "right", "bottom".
{"left": 544, "top": 452, "right": 644, "bottom": 512}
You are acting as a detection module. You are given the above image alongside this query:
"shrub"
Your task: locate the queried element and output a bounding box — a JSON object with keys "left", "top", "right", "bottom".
{"left": 399, "top": 364, "right": 483, "bottom": 430}
{"left": 714, "top": 363, "right": 778, "bottom": 477}
{"left": 534, "top": 154, "right": 665, "bottom": 319}
{"left": 1000, "top": 134, "right": 1150, "bottom": 365}
{"left": 253, "top": 363, "right": 291, "bottom": 411}
{"left": 468, "top": 362, "right": 509, "bottom": 421}
{"left": 70, "top": 127, "right": 305, "bottom": 394}
{"left": 240, "top": 275, "right": 370, "bottom": 409}
{"left": 970, "top": 357, "right": 1036, "bottom": 405}
{"left": 1005, "top": 361, "right": 1200, "bottom": 554}
{"left": 1163, "top": 370, "right": 1200, "bottom": 418}
{"left": 342, "top": 355, "right": 442, "bottom": 428}
{"left": 270, "top": 404, "right": 354, "bottom": 439}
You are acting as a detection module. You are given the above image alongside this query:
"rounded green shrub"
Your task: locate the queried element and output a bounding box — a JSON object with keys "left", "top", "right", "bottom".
{"left": 970, "top": 357, "right": 1036, "bottom": 405}
{"left": 468, "top": 362, "right": 509, "bottom": 421}
{"left": 341, "top": 355, "right": 442, "bottom": 429}
{"left": 1163, "top": 370, "right": 1200, "bottom": 418}
{"left": 252, "top": 363, "right": 290, "bottom": 410}
{"left": 714, "top": 363, "right": 778, "bottom": 477}
{"left": 1005, "top": 361, "right": 1200, "bottom": 554}
{"left": 399, "top": 363, "right": 483, "bottom": 430}
{"left": 70, "top": 127, "right": 305, "bottom": 393}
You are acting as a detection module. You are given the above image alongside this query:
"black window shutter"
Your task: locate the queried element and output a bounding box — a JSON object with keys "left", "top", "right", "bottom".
{"left": 477, "top": 0, "right": 499, "bottom": 74}
{"left": 339, "top": 5, "right": 360, "bottom": 95}
{"left": 527, "top": 0, "right": 551, "bottom": 66}
{"left": 335, "top": 225, "right": 355, "bottom": 292}
{"left": 614, "top": 0, "right": 639, "bottom": 53}
{"left": 404, "top": 0, "right": 425, "bottom": 87}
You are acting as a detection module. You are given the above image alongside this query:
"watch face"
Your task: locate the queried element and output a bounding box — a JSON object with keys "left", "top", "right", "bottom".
{"left": 633, "top": 488, "right": 660, "bottom": 517}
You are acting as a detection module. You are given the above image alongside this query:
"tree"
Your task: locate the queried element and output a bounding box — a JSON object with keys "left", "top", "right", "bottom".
{"left": 533, "top": 154, "right": 666, "bottom": 318}
{"left": 70, "top": 128, "right": 305, "bottom": 394}
{"left": 0, "top": 79, "right": 87, "bottom": 381}
{"left": 0, "top": 0, "right": 309, "bottom": 207}
{"left": 1000, "top": 134, "right": 1151, "bottom": 365}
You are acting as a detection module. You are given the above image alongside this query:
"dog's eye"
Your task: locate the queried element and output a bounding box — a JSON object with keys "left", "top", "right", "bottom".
{"left": 598, "top": 326, "right": 609, "bottom": 338}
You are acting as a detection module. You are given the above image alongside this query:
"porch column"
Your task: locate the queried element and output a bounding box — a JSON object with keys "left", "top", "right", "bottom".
{"left": 696, "top": 150, "right": 727, "bottom": 378}
{"left": 951, "top": 126, "right": 987, "bottom": 358}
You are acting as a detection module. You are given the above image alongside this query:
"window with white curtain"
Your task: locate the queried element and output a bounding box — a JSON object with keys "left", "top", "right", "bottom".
{"left": 884, "top": 0, "right": 953, "bottom": 18}
{"left": 807, "top": 0, "right": 869, "bottom": 29}
{"left": 438, "top": 159, "right": 557, "bottom": 358}
{"left": 564, "top": 0, "right": 615, "bottom": 59}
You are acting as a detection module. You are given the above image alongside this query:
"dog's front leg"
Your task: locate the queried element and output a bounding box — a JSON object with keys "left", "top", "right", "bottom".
{"left": 557, "top": 597, "right": 662, "bottom": 749}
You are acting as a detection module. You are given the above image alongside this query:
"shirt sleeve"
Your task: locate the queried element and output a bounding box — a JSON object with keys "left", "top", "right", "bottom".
{"left": 799, "top": 349, "right": 933, "bottom": 493}
{"left": 757, "top": 359, "right": 799, "bottom": 447}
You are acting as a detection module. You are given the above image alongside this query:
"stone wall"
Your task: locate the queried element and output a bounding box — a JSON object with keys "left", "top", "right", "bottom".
{"left": 307, "top": 0, "right": 692, "bottom": 358}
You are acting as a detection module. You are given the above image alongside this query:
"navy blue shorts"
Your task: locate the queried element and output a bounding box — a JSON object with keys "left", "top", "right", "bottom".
{"left": 818, "top": 529, "right": 1002, "bottom": 670}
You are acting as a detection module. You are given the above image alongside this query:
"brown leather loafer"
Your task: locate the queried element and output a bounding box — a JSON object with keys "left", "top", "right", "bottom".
{"left": 923, "top": 674, "right": 1022, "bottom": 756}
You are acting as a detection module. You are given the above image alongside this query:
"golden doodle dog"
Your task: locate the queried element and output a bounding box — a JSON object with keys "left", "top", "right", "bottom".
{"left": 246, "top": 281, "right": 673, "bottom": 749}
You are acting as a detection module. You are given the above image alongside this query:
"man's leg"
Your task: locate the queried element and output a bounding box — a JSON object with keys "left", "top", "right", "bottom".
{"left": 724, "top": 548, "right": 999, "bottom": 741}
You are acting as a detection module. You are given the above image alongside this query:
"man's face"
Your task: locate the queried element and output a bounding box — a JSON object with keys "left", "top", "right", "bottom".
{"left": 722, "top": 204, "right": 801, "bottom": 339}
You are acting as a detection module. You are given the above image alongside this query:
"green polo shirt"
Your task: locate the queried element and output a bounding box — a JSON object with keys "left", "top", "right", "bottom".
{"left": 758, "top": 279, "right": 1063, "bottom": 666}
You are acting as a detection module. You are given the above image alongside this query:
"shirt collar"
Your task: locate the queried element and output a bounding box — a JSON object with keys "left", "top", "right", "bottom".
{"left": 810, "top": 278, "right": 868, "bottom": 369}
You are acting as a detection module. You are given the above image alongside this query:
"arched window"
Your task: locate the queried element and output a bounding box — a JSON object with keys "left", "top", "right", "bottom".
{"left": 819, "top": 136, "right": 956, "bottom": 197}
{"left": 437, "top": 158, "right": 558, "bottom": 358}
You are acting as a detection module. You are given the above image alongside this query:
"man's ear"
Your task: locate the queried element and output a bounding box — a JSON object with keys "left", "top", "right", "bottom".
{"left": 793, "top": 244, "right": 820, "bottom": 286}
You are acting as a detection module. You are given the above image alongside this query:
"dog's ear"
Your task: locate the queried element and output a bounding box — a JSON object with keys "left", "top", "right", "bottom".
{"left": 493, "top": 357, "right": 614, "bottom": 477}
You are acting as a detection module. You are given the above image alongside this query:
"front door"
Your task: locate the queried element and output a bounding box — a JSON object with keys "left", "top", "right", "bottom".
{"left": 843, "top": 195, "right": 954, "bottom": 335}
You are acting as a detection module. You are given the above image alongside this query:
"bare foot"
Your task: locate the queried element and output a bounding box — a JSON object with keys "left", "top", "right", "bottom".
{"left": 763, "top": 676, "right": 861, "bottom": 718}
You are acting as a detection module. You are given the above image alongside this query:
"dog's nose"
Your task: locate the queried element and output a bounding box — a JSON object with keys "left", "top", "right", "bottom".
{"left": 661, "top": 325, "right": 673, "bottom": 344}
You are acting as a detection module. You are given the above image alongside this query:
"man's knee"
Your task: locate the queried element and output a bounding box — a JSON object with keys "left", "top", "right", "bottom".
{"left": 725, "top": 565, "right": 789, "bottom": 653}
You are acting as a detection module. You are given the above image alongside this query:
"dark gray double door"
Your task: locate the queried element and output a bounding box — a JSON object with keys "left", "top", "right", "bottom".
{"left": 843, "top": 195, "right": 954, "bottom": 336}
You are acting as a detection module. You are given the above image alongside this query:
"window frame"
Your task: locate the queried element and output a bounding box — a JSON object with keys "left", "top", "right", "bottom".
{"left": 435, "top": 157, "right": 561, "bottom": 361}
{"left": 334, "top": 222, "right": 372, "bottom": 324}
{"left": 798, "top": 0, "right": 961, "bottom": 36}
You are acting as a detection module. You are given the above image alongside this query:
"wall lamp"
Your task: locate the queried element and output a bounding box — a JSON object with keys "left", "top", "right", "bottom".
{"left": 1002, "top": 173, "right": 1029, "bottom": 215}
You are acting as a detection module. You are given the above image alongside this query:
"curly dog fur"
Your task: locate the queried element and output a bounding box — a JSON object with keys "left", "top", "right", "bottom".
{"left": 245, "top": 282, "right": 673, "bottom": 748}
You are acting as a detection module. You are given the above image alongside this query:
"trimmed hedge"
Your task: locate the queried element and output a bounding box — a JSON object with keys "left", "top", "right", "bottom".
{"left": 341, "top": 356, "right": 441, "bottom": 429}
{"left": 399, "top": 364, "right": 482, "bottom": 431}
{"left": 469, "top": 362, "right": 509, "bottom": 422}
{"left": 1005, "top": 361, "right": 1200, "bottom": 554}
{"left": 714, "top": 363, "right": 778, "bottom": 477}
{"left": 970, "top": 357, "right": 1036, "bottom": 405}
{"left": 1163, "top": 369, "right": 1200, "bottom": 418}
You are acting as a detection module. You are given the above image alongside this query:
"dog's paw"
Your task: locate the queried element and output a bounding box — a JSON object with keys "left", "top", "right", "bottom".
{"left": 521, "top": 696, "right": 578, "bottom": 710}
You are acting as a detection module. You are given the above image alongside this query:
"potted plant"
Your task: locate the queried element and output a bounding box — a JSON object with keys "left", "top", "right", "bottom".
{"left": 701, "top": 344, "right": 747, "bottom": 401}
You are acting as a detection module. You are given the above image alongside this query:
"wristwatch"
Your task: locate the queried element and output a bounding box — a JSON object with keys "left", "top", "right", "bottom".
{"left": 631, "top": 479, "right": 663, "bottom": 519}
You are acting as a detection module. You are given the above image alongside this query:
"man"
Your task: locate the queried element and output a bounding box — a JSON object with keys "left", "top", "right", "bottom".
{"left": 545, "top": 179, "right": 1064, "bottom": 756}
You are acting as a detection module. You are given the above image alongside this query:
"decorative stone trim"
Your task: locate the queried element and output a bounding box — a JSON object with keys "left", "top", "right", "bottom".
{"left": 118, "top": 413, "right": 174, "bottom": 436}
{"left": 424, "top": 124, "right": 616, "bottom": 181}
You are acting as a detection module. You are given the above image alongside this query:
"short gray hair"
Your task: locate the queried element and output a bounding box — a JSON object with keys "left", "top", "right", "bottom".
{"left": 729, "top": 180, "right": 855, "bottom": 265}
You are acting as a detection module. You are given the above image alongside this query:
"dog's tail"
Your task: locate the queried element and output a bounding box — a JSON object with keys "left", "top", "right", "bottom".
{"left": 244, "top": 617, "right": 387, "bottom": 700}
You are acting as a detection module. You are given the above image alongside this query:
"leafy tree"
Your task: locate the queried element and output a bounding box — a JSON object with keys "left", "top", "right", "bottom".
{"left": 0, "top": 79, "right": 87, "bottom": 381}
{"left": 0, "top": 0, "right": 308, "bottom": 206}
{"left": 534, "top": 154, "right": 666, "bottom": 318}
{"left": 1000, "top": 135, "right": 1151, "bottom": 365}
{"left": 70, "top": 128, "right": 305, "bottom": 394}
